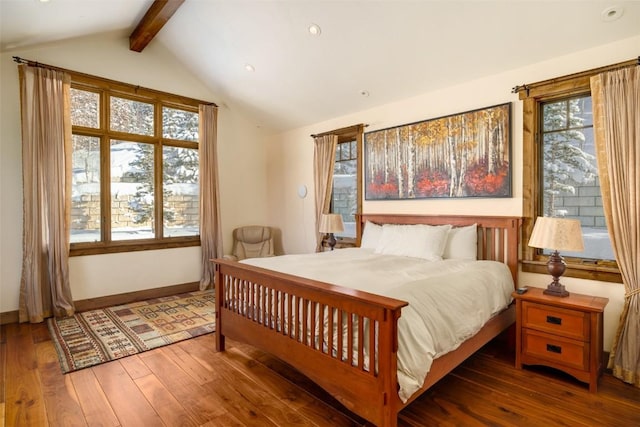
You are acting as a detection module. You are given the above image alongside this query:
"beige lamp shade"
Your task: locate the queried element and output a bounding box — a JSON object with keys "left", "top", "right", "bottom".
{"left": 319, "top": 213, "right": 344, "bottom": 233}
{"left": 528, "top": 216, "right": 584, "bottom": 252}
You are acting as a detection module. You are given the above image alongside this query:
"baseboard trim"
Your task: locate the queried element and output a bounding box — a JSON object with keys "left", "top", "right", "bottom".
{"left": 0, "top": 282, "right": 201, "bottom": 325}
{"left": 74, "top": 282, "right": 201, "bottom": 312}
{"left": 0, "top": 310, "right": 18, "bottom": 325}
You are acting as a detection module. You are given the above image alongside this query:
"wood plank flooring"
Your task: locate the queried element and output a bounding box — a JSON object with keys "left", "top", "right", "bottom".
{"left": 1, "top": 322, "right": 639, "bottom": 426}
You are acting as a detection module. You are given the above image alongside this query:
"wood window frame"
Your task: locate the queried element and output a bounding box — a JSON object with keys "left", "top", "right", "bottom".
{"left": 314, "top": 124, "right": 364, "bottom": 248}
{"left": 519, "top": 69, "right": 622, "bottom": 284}
{"left": 68, "top": 72, "right": 204, "bottom": 256}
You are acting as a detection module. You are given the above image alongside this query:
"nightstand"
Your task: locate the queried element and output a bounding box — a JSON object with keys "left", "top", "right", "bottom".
{"left": 513, "top": 287, "right": 608, "bottom": 392}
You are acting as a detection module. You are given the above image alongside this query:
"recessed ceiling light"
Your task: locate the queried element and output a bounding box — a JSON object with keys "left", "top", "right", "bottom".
{"left": 601, "top": 6, "right": 624, "bottom": 22}
{"left": 308, "top": 24, "right": 322, "bottom": 36}
{"left": 245, "top": 64, "right": 255, "bottom": 72}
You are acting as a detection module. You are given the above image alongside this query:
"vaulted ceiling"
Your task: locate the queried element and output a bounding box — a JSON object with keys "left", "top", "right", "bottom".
{"left": 1, "top": 0, "right": 639, "bottom": 132}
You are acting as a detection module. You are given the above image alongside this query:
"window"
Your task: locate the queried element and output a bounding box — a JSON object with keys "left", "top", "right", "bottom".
{"left": 520, "top": 72, "right": 620, "bottom": 282}
{"left": 322, "top": 125, "right": 364, "bottom": 245}
{"left": 332, "top": 139, "right": 358, "bottom": 238}
{"left": 69, "top": 77, "right": 201, "bottom": 255}
{"left": 540, "top": 95, "right": 614, "bottom": 261}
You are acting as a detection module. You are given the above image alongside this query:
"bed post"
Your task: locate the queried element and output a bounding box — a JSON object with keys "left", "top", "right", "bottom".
{"left": 507, "top": 218, "right": 520, "bottom": 287}
{"left": 379, "top": 308, "right": 402, "bottom": 427}
{"left": 214, "top": 263, "right": 225, "bottom": 352}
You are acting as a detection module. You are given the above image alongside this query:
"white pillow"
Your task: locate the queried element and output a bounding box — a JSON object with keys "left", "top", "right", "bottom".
{"left": 443, "top": 224, "right": 478, "bottom": 260}
{"left": 360, "top": 221, "right": 383, "bottom": 249}
{"left": 375, "top": 224, "right": 452, "bottom": 260}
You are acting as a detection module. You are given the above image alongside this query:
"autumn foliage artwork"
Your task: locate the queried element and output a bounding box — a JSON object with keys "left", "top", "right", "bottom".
{"left": 365, "top": 103, "right": 511, "bottom": 200}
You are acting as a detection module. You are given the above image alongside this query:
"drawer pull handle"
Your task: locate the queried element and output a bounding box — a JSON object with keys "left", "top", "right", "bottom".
{"left": 547, "top": 344, "right": 562, "bottom": 354}
{"left": 546, "top": 315, "right": 562, "bottom": 325}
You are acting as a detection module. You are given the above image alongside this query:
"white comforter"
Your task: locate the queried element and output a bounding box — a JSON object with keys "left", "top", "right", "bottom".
{"left": 242, "top": 248, "right": 514, "bottom": 402}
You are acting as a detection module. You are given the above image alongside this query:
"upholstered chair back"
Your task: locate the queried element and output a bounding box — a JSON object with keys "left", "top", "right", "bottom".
{"left": 227, "top": 226, "right": 274, "bottom": 261}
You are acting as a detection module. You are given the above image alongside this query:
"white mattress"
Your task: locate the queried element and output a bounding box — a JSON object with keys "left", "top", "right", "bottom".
{"left": 242, "top": 248, "right": 514, "bottom": 402}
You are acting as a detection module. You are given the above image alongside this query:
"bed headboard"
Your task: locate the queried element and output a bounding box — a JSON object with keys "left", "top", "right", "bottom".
{"left": 358, "top": 214, "right": 521, "bottom": 287}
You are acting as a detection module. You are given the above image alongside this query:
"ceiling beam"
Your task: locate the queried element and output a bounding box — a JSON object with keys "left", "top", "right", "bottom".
{"left": 129, "top": 0, "right": 185, "bottom": 52}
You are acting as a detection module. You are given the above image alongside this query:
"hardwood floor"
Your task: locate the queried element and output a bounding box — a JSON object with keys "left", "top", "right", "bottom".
{"left": 1, "top": 322, "right": 639, "bottom": 426}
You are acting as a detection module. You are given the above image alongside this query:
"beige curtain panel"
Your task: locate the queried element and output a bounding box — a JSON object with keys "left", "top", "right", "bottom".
{"left": 313, "top": 135, "right": 338, "bottom": 252}
{"left": 591, "top": 66, "right": 640, "bottom": 388}
{"left": 199, "top": 104, "right": 223, "bottom": 290}
{"left": 18, "top": 64, "right": 75, "bottom": 323}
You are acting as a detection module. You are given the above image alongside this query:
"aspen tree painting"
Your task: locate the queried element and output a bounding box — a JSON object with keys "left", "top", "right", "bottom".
{"left": 365, "top": 103, "right": 511, "bottom": 200}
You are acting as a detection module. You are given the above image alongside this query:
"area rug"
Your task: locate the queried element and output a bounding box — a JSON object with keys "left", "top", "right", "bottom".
{"left": 47, "top": 290, "right": 215, "bottom": 373}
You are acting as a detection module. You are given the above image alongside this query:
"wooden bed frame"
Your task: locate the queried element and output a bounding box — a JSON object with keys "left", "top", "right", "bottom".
{"left": 213, "top": 214, "right": 520, "bottom": 426}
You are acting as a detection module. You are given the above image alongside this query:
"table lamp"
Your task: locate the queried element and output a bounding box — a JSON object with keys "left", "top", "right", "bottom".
{"left": 528, "top": 216, "right": 584, "bottom": 297}
{"left": 319, "top": 214, "right": 344, "bottom": 251}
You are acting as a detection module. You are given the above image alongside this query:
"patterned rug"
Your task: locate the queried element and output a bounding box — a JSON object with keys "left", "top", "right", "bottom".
{"left": 47, "top": 290, "right": 215, "bottom": 373}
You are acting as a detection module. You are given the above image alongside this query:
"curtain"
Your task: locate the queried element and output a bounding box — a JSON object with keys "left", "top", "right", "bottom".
{"left": 313, "top": 135, "right": 338, "bottom": 252}
{"left": 591, "top": 66, "right": 640, "bottom": 387}
{"left": 199, "top": 104, "right": 223, "bottom": 290}
{"left": 18, "top": 65, "right": 75, "bottom": 323}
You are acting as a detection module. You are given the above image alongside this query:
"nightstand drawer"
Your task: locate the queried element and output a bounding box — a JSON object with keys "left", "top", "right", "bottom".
{"left": 522, "top": 301, "right": 589, "bottom": 341}
{"left": 523, "top": 329, "right": 589, "bottom": 371}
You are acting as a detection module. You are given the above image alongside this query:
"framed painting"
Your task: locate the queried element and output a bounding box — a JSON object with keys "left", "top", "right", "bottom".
{"left": 364, "top": 102, "right": 511, "bottom": 200}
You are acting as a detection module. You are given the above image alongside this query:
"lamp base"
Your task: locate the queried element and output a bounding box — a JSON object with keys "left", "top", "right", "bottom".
{"left": 326, "top": 233, "right": 336, "bottom": 251}
{"left": 544, "top": 250, "right": 570, "bottom": 297}
{"left": 543, "top": 283, "right": 570, "bottom": 297}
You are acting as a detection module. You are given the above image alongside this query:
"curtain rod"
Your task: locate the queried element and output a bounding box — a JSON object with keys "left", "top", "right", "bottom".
{"left": 310, "top": 123, "right": 368, "bottom": 138}
{"left": 12, "top": 56, "right": 218, "bottom": 107}
{"left": 511, "top": 56, "right": 639, "bottom": 95}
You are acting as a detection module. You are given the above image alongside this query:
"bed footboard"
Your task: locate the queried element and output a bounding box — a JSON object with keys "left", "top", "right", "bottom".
{"left": 213, "top": 259, "right": 408, "bottom": 426}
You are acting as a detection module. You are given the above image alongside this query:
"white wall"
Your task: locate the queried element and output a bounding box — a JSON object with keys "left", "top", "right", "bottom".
{"left": 266, "top": 35, "right": 640, "bottom": 351}
{"left": 0, "top": 32, "right": 269, "bottom": 310}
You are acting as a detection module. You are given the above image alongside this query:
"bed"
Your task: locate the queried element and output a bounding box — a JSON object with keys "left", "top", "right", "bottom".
{"left": 213, "top": 214, "right": 520, "bottom": 427}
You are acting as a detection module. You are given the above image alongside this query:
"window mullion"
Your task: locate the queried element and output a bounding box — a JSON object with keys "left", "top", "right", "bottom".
{"left": 101, "top": 137, "right": 111, "bottom": 243}
{"left": 154, "top": 142, "right": 163, "bottom": 240}
{"left": 155, "top": 103, "right": 163, "bottom": 239}
{"left": 101, "top": 90, "right": 112, "bottom": 243}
